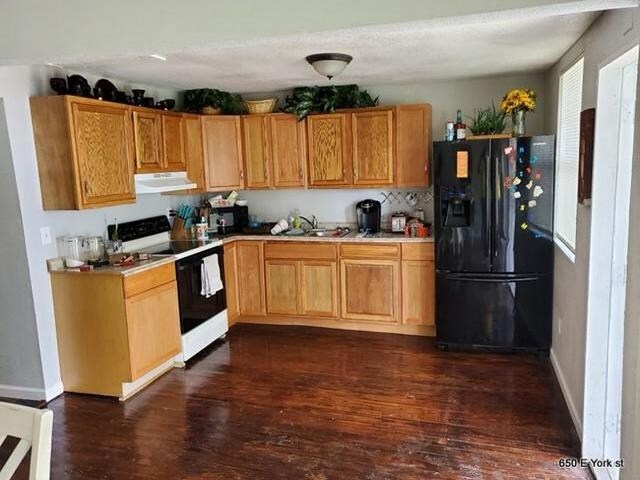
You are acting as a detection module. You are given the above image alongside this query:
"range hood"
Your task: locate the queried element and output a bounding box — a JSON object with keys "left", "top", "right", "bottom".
{"left": 135, "top": 172, "right": 197, "bottom": 194}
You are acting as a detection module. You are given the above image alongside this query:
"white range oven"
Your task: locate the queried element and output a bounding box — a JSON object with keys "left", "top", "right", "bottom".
{"left": 109, "top": 216, "right": 228, "bottom": 361}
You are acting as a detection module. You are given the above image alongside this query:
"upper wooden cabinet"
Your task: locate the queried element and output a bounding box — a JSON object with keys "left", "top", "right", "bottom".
{"left": 202, "top": 115, "right": 245, "bottom": 191}
{"left": 30, "top": 96, "right": 136, "bottom": 210}
{"left": 270, "top": 115, "right": 306, "bottom": 188}
{"left": 133, "top": 108, "right": 186, "bottom": 173}
{"left": 352, "top": 110, "right": 394, "bottom": 186}
{"left": 395, "top": 104, "right": 431, "bottom": 187}
{"left": 181, "top": 114, "right": 206, "bottom": 192}
{"left": 307, "top": 113, "right": 352, "bottom": 187}
{"left": 162, "top": 113, "right": 186, "bottom": 171}
{"left": 241, "top": 115, "right": 271, "bottom": 189}
{"left": 132, "top": 109, "right": 163, "bottom": 173}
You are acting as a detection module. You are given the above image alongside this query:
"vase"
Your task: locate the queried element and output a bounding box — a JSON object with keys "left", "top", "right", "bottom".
{"left": 512, "top": 110, "right": 526, "bottom": 137}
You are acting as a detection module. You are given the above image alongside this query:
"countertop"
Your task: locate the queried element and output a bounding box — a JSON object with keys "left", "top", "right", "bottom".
{"left": 50, "top": 232, "right": 433, "bottom": 277}
{"left": 215, "top": 231, "right": 434, "bottom": 244}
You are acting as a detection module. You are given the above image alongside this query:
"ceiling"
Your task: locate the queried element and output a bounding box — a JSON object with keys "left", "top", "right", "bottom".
{"left": 63, "top": 5, "right": 613, "bottom": 92}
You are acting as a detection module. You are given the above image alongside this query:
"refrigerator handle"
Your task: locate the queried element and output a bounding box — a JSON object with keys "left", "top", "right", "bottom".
{"left": 494, "top": 153, "right": 501, "bottom": 257}
{"left": 485, "top": 153, "right": 491, "bottom": 258}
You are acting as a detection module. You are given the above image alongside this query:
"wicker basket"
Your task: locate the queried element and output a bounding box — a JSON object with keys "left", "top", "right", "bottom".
{"left": 244, "top": 98, "right": 278, "bottom": 114}
{"left": 201, "top": 106, "right": 221, "bottom": 115}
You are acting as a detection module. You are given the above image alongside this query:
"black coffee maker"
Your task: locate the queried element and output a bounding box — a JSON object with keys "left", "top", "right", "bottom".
{"left": 356, "top": 199, "right": 381, "bottom": 233}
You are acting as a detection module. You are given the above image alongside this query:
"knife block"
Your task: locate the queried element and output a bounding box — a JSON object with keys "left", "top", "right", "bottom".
{"left": 171, "top": 217, "right": 189, "bottom": 241}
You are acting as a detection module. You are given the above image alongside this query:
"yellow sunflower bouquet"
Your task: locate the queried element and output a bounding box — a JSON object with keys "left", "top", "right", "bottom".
{"left": 500, "top": 88, "right": 536, "bottom": 113}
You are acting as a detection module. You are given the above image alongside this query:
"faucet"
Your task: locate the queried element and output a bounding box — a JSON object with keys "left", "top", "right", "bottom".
{"left": 299, "top": 215, "right": 318, "bottom": 230}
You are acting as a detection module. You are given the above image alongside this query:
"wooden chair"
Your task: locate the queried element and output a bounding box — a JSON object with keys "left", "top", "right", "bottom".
{"left": 0, "top": 402, "right": 53, "bottom": 480}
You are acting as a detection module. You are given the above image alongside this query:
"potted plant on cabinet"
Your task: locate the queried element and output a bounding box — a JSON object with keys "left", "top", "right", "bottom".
{"left": 183, "top": 89, "right": 245, "bottom": 115}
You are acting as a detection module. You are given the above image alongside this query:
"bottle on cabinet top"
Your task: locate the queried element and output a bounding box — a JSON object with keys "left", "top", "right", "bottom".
{"left": 455, "top": 109, "right": 466, "bottom": 141}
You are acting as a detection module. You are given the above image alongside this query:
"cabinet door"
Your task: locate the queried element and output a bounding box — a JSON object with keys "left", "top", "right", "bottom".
{"left": 223, "top": 242, "right": 240, "bottom": 324}
{"left": 401, "top": 260, "right": 435, "bottom": 326}
{"left": 70, "top": 101, "right": 136, "bottom": 207}
{"left": 125, "top": 281, "right": 181, "bottom": 380}
{"left": 300, "top": 261, "right": 338, "bottom": 318}
{"left": 307, "top": 113, "right": 352, "bottom": 187}
{"left": 270, "top": 115, "right": 305, "bottom": 187}
{"left": 352, "top": 110, "right": 394, "bottom": 186}
{"left": 340, "top": 258, "right": 399, "bottom": 323}
{"left": 163, "top": 114, "right": 186, "bottom": 171}
{"left": 241, "top": 115, "right": 271, "bottom": 189}
{"left": 181, "top": 114, "right": 206, "bottom": 192}
{"left": 133, "top": 110, "right": 163, "bottom": 173}
{"left": 202, "top": 116, "right": 244, "bottom": 191}
{"left": 236, "top": 241, "right": 266, "bottom": 315}
{"left": 265, "top": 260, "right": 300, "bottom": 315}
{"left": 396, "top": 104, "right": 431, "bottom": 187}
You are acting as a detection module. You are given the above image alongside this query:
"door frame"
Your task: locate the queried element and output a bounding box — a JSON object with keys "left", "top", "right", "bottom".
{"left": 583, "top": 44, "right": 639, "bottom": 480}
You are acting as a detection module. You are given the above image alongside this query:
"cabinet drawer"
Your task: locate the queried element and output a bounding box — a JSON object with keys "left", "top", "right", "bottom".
{"left": 265, "top": 242, "right": 338, "bottom": 260}
{"left": 124, "top": 262, "right": 176, "bottom": 298}
{"left": 340, "top": 243, "right": 399, "bottom": 259}
{"left": 401, "top": 243, "right": 435, "bottom": 261}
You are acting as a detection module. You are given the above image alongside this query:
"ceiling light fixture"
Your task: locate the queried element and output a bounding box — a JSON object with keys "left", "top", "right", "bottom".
{"left": 305, "top": 53, "right": 353, "bottom": 80}
{"left": 149, "top": 54, "right": 167, "bottom": 61}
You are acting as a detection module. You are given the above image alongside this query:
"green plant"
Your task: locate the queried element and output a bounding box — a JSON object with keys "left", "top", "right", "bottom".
{"left": 468, "top": 102, "right": 507, "bottom": 135}
{"left": 283, "top": 84, "right": 379, "bottom": 120}
{"left": 183, "top": 88, "right": 245, "bottom": 114}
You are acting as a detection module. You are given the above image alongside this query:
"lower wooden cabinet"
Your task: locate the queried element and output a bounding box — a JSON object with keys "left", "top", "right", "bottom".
{"left": 236, "top": 241, "right": 266, "bottom": 315}
{"left": 126, "top": 281, "right": 182, "bottom": 379}
{"left": 265, "top": 260, "right": 300, "bottom": 315}
{"left": 340, "top": 258, "right": 399, "bottom": 323}
{"left": 223, "top": 242, "right": 240, "bottom": 324}
{"left": 50, "top": 261, "right": 181, "bottom": 398}
{"left": 401, "top": 243, "right": 436, "bottom": 326}
{"left": 300, "top": 261, "right": 339, "bottom": 318}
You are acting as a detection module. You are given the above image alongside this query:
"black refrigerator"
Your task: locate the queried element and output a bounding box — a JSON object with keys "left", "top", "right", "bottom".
{"left": 434, "top": 136, "right": 555, "bottom": 352}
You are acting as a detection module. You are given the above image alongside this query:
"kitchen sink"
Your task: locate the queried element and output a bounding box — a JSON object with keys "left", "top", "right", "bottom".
{"left": 305, "top": 229, "right": 351, "bottom": 238}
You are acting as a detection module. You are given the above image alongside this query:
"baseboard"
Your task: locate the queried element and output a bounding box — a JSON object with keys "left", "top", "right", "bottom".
{"left": 45, "top": 381, "right": 64, "bottom": 402}
{"left": 550, "top": 348, "right": 583, "bottom": 439}
{"left": 0, "top": 383, "right": 46, "bottom": 401}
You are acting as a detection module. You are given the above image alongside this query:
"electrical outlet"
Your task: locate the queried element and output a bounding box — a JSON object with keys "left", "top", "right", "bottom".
{"left": 40, "top": 226, "right": 52, "bottom": 246}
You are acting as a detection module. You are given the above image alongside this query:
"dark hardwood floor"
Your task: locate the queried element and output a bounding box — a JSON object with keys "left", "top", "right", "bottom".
{"left": 7, "top": 324, "right": 591, "bottom": 479}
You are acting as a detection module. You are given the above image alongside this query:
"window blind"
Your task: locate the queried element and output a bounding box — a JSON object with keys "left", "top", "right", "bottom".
{"left": 555, "top": 58, "right": 584, "bottom": 252}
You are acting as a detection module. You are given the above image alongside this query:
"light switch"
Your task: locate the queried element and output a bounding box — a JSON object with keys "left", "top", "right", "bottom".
{"left": 40, "top": 226, "right": 52, "bottom": 245}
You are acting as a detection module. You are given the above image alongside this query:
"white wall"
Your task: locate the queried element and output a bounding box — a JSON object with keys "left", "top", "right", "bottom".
{"left": 545, "top": 7, "right": 640, "bottom": 478}
{"left": 0, "top": 64, "right": 191, "bottom": 399}
{"left": 242, "top": 72, "right": 547, "bottom": 224}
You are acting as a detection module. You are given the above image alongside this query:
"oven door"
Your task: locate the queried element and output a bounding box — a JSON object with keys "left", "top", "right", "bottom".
{"left": 175, "top": 247, "right": 226, "bottom": 334}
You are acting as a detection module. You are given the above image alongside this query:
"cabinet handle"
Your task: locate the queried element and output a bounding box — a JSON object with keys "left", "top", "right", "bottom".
{"left": 240, "top": 170, "right": 244, "bottom": 180}
{"left": 353, "top": 167, "right": 358, "bottom": 179}
{"left": 84, "top": 180, "right": 89, "bottom": 195}
{"left": 299, "top": 169, "right": 303, "bottom": 180}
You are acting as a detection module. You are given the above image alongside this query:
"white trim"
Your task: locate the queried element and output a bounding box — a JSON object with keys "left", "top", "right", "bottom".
{"left": 554, "top": 236, "right": 576, "bottom": 262}
{"left": 119, "top": 358, "right": 176, "bottom": 401}
{"left": 551, "top": 348, "right": 583, "bottom": 438}
{"left": 0, "top": 384, "right": 46, "bottom": 401}
{"left": 44, "top": 381, "right": 63, "bottom": 402}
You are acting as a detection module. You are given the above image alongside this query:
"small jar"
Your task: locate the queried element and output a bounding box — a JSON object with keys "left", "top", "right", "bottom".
{"left": 196, "top": 218, "right": 208, "bottom": 241}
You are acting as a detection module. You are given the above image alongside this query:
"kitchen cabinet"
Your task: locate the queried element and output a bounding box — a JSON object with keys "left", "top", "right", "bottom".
{"left": 223, "top": 242, "right": 240, "bottom": 324}
{"left": 50, "top": 261, "right": 181, "bottom": 399}
{"left": 236, "top": 241, "right": 266, "bottom": 315}
{"left": 182, "top": 113, "right": 206, "bottom": 192}
{"left": 270, "top": 115, "right": 306, "bottom": 188}
{"left": 401, "top": 243, "right": 435, "bottom": 326}
{"left": 202, "top": 115, "right": 245, "bottom": 191}
{"left": 340, "top": 244, "right": 400, "bottom": 323}
{"left": 395, "top": 104, "right": 431, "bottom": 187}
{"left": 241, "top": 115, "right": 271, "bottom": 189}
{"left": 133, "top": 109, "right": 163, "bottom": 172}
{"left": 307, "top": 113, "right": 352, "bottom": 187}
{"left": 352, "top": 110, "right": 394, "bottom": 186}
{"left": 265, "top": 260, "right": 300, "bottom": 315}
{"left": 30, "top": 95, "right": 136, "bottom": 210}
{"left": 133, "top": 109, "right": 186, "bottom": 173}
{"left": 263, "top": 242, "right": 339, "bottom": 318}
{"left": 162, "top": 113, "right": 186, "bottom": 171}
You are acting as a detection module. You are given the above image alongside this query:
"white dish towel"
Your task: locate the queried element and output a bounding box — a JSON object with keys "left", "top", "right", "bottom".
{"left": 200, "top": 254, "right": 223, "bottom": 298}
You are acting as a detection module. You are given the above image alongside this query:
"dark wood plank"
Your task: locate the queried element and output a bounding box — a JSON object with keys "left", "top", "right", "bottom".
{"left": 6, "top": 324, "right": 591, "bottom": 479}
